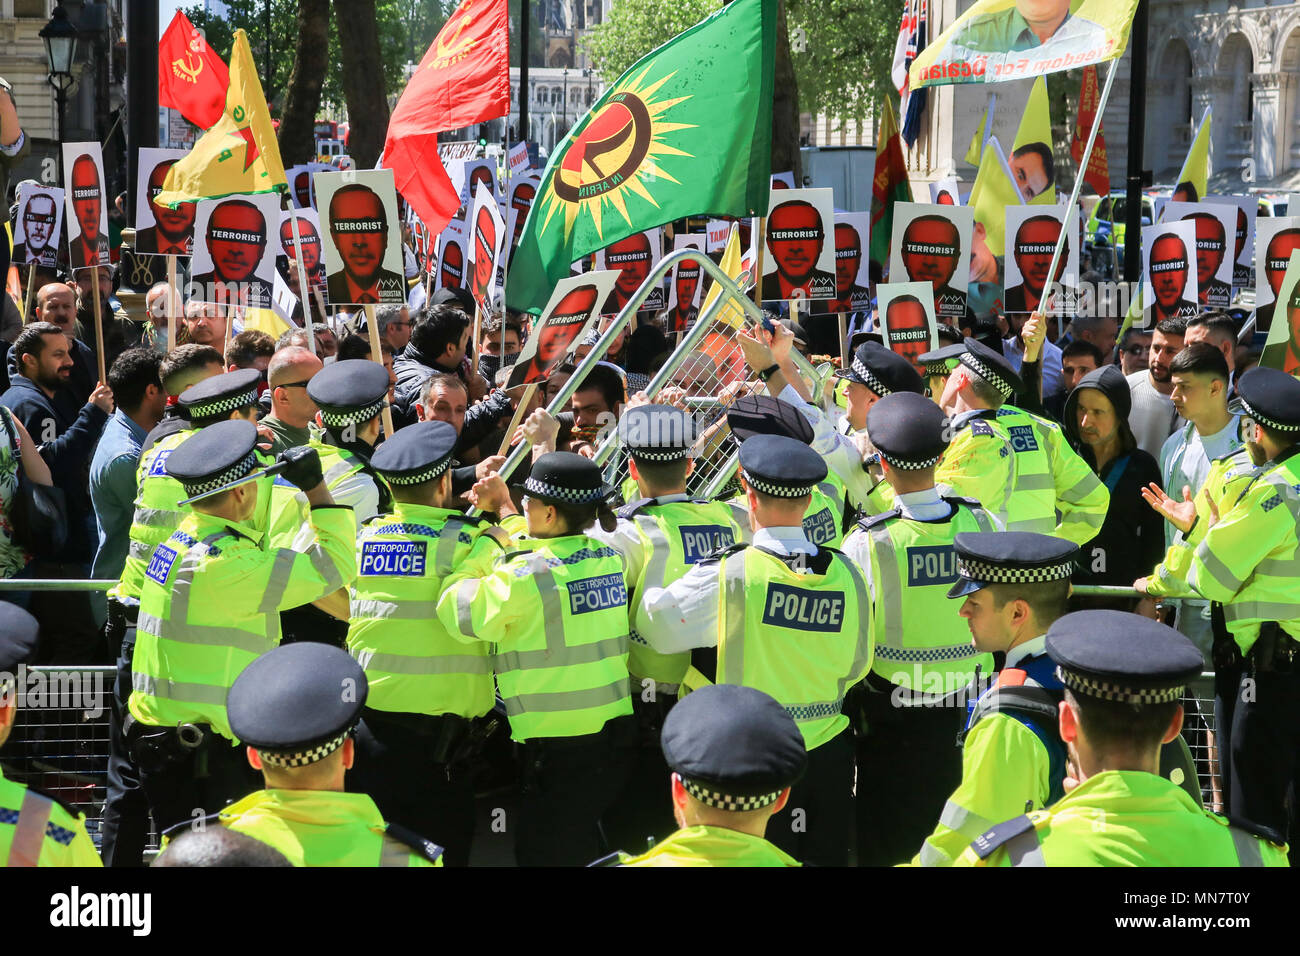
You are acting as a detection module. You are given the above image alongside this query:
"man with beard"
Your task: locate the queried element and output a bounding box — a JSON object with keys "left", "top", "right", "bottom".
{"left": 761, "top": 200, "right": 835, "bottom": 301}
{"left": 900, "top": 215, "right": 966, "bottom": 319}
{"left": 1145, "top": 233, "right": 1198, "bottom": 323}
{"left": 1005, "top": 216, "right": 1070, "bottom": 315}
{"left": 1126, "top": 317, "right": 1186, "bottom": 458}
{"left": 280, "top": 214, "right": 325, "bottom": 287}
{"left": 664, "top": 256, "right": 701, "bottom": 335}
{"left": 191, "top": 199, "right": 273, "bottom": 309}
{"left": 1253, "top": 227, "right": 1300, "bottom": 334}
{"left": 1183, "top": 212, "right": 1231, "bottom": 309}
{"left": 601, "top": 232, "right": 655, "bottom": 316}
{"left": 136, "top": 159, "right": 195, "bottom": 256}
{"left": 326, "top": 184, "right": 404, "bottom": 305}
{"left": 1010, "top": 143, "right": 1054, "bottom": 203}
{"left": 68, "top": 154, "right": 110, "bottom": 270}
{"left": 14, "top": 190, "right": 58, "bottom": 265}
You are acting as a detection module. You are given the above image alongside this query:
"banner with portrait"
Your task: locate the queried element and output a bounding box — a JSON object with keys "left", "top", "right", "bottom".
{"left": 1161, "top": 201, "right": 1235, "bottom": 310}
{"left": 877, "top": 280, "right": 939, "bottom": 377}
{"left": 189, "top": 192, "right": 283, "bottom": 308}
{"left": 1259, "top": 249, "right": 1300, "bottom": 375}
{"left": 809, "top": 212, "right": 871, "bottom": 316}
{"left": 505, "top": 174, "right": 541, "bottom": 270}
{"left": 596, "top": 227, "right": 664, "bottom": 316}
{"left": 134, "top": 147, "right": 194, "bottom": 256}
{"left": 665, "top": 233, "right": 706, "bottom": 335}
{"left": 506, "top": 271, "right": 620, "bottom": 389}
{"left": 466, "top": 182, "right": 506, "bottom": 317}
{"left": 1206, "top": 194, "right": 1256, "bottom": 291}
{"left": 62, "top": 141, "right": 111, "bottom": 272}
{"left": 762, "top": 187, "right": 836, "bottom": 302}
{"left": 1140, "top": 220, "right": 1199, "bottom": 327}
{"left": 1002, "top": 204, "right": 1079, "bottom": 317}
{"left": 889, "top": 201, "right": 973, "bottom": 321}
{"left": 279, "top": 208, "right": 327, "bottom": 290}
{"left": 452, "top": 158, "right": 498, "bottom": 215}
{"left": 12, "top": 182, "right": 64, "bottom": 268}
{"left": 1254, "top": 217, "right": 1300, "bottom": 335}
{"left": 433, "top": 215, "right": 468, "bottom": 291}
{"left": 930, "top": 176, "right": 961, "bottom": 205}
{"left": 316, "top": 168, "right": 407, "bottom": 306}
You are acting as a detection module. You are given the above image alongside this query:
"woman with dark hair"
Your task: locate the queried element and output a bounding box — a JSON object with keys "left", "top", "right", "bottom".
{"left": 1061, "top": 364, "right": 1164, "bottom": 610}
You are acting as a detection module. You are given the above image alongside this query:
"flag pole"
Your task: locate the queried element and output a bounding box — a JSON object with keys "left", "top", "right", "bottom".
{"left": 21, "top": 264, "right": 36, "bottom": 325}
{"left": 287, "top": 208, "right": 317, "bottom": 355}
{"left": 1037, "top": 56, "right": 1120, "bottom": 328}
{"left": 751, "top": 217, "right": 766, "bottom": 307}
{"left": 363, "top": 303, "right": 396, "bottom": 438}
{"left": 89, "top": 266, "right": 107, "bottom": 384}
{"left": 166, "top": 254, "right": 179, "bottom": 351}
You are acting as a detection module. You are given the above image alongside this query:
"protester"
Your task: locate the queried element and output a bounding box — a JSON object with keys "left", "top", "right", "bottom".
{"left": 1126, "top": 317, "right": 1185, "bottom": 458}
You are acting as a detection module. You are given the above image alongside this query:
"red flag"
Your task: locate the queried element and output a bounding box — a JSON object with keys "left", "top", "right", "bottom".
{"left": 158, "top": 10, "right": 230, "bottom": 131}
{"left": 384, "top": 0, "right": 510, "bottom": 236}
{"left": 1071, "top": 65, "right": 1110, "bottom": 198}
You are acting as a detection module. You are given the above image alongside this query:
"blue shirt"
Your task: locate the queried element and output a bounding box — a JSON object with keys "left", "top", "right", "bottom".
{"left": 89, "top": 409, "right": 148, "bottom": 583}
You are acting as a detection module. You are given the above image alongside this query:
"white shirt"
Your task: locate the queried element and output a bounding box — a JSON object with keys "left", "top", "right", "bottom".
{"left": 1127, "top": 369, "right": 1183, "bottom": 459}
{"left": 1006, "top": 634, "right": 1047, "bottom": 669}
{"left": 1159, "top": 414, "right": 1243, "bottom": 549}
{"left": 775, "top": 383, "right": 876, "bottom": 509}
{"left": 638, "top": 525, "right": 815, "bottom": 655}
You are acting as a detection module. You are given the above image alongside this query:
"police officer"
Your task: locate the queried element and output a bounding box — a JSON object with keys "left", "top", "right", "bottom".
{"left": 186, "top": 642, "right": 444, "bottom": 867}
{"left": 841, "top": 392, "right": 999, "bottom": 867}
{"left": 603, "top": 685, "right": 807, "bottom": 867}
{"left": 0, "top": 604, "right": 103, "bottom": 866}
{"left": 637, "top": 435, "right": 873, "bottom": 867}
{"left": 919, "top": 342, "right": 965, "bottom": 404}
{"left": 726, "top": 395, "right": 847, "bottom": 547}
{"left": 437, "top": 452, "right": 636, "bottom": 867}
{"left": 346, "top": 420, "right": 510, "bottom": 866}
{"left": 128, "top": 420, "right": 357, "bottom": 832}
{"left": 1137, "top": 367, "right": 1300, "bottom": 839}
{"left": 936, "top": 338, "right": 1108, "bottom": 544}
{"left": 956, "top": 611, "right": 1287, "bottom": 867}
{"left": 914, "top": 532, "right": 1078, "bottom": 866}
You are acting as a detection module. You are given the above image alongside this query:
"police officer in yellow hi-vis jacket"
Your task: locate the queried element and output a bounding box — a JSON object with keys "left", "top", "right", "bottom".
{"left": 346, "top": 420, "right": 508, "bottom": 867}
{"left": 841, "top": 391, "right": 999, "bottom": 867}
{"left": 128, "top": 420, "right": 357, "bottom": 833}
{"left": 637, "top": 434, "right": 873, "bottom": 867}
{"left": 437, "top": 452, "right": 635, "bottom": 867}
{"left": 956, "top": 611, "right": 1287, "bottom": 867}
{"left": 937, "top": 338, "right": 1109, "bottom": 544}
{"left": 600, "top": 684, "right": 806, "bottom": 867}
{"left": 0, "top": 604, "right": 103, "bottom": 867}
{"left": 187, "top": 642, "right": 443, "bottom": 867}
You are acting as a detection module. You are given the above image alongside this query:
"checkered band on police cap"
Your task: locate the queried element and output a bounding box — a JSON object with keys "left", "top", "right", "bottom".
{"left": 851, "top": 356, "right": 889, "bottom": 397}
{"left": 956, "top": 556, "right": 1073, "bottom": 585}
{"left": 257, "top": 729, "right": 350, "bottom": 769}
{"left": 179, "top": 449, "right": 259, "bottom": 499}
{"left": 877, "top": 448, "right": 944, "bottom": 471}
{"left": 319, "top": 397, "right": 387, "bottom": 430}
{"left": 184, "top": 385, "right": 259, "bottom": 420}
{"left": 1055, "top": 667, "right": 1186, "bottom": 705}
{"left": 681, "top": 777, "right": 783, "bottom": 812}
{"left": 383, "top": 455, "right": 453, "bottom": 486}
{"left": 740, "top": 469, "right": 815, "bottom": 498}
{"left": 924, "top": 360, "right": 952, "bottom": 377}
{"left": 523, "top": 475, "right": 608, "bottom": 504}
{"left": 1238, "top": 397, "right": 1300, "bottom": 434}
{"left": 627, "top": 444, "right": 691, "bottom": 463}
{"left": 960, "top": 351, "right": 1014, "bottom": 399}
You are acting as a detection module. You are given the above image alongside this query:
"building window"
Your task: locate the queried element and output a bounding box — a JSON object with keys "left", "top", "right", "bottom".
{"left": 15, "top": 0, "right": 46, "bottom": 16}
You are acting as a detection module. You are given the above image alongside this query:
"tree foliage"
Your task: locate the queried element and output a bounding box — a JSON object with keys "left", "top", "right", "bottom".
{"left": 580, "top": 0, "right": 721, "bottom": 84}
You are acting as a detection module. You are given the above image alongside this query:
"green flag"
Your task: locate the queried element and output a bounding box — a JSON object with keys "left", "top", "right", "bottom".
{"left": 507, "top": 0, "right": 775, "bottom": 313}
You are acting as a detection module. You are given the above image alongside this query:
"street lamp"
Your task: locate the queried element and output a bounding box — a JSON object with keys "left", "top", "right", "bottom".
{"left": 40, "top": 1, "right": 80, "bottom": 179}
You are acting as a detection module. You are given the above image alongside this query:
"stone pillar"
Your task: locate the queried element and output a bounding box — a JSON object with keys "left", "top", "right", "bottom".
{"left": 1253, "top": 72, "right": 1284, "bottom": 181}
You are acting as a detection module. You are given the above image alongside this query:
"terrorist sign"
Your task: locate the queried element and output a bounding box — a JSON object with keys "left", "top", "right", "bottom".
{"left": 810, "top": 212, "right": 871, "bottom": 316}
{"left": 189, "top": 192, "right": 283, "bottom": 308}
{"left": 453, "top": 158, "right": 498, "bottom": 212}
{"left": 930, "top": 177, "right": 961, "bottom": 205}
{"left": 771, "top": 171, "right": 796, "bottom": 191}
{"left": 12, "top": 183, "right": 64, "bottom": 268}
{"left": 434, "top": 216, "right": 468, "bottom": 291}
{"left": 762, "top": 187, "right": 836, "bottom": 302}
{"left": 315, "top": 168, "right": 407, "bottom": 306}
{"left": 889, "top": 202, "right": 974, "bottom": 320}
{"left": 1254, "top": 217, "right": 1300, "bottom": 335}
{"left": 596, "top": 227, "right": 664, "bottom": 316}
{"left": 505, "top": 174, "right": 540, "bottom": 269}
{"left": 1259, "top": 249, "right": 1300, "bottom": 375}
{"left": 1206, "top": 194, "right": 1256, "bottom": 290}
{"left": 1140, "top": 220, "right": 1199, "bottom": 326}
{"left": 466, "top": 182, "right": 506, "bottom": 317}
{"left": 506, "top": 271, "right": 619, "bottom": 389}
{"left": 1161, "top": 201, "right": 1235, "bottom": 310}
{"left": 62, "top": 142, "right": 111, "bottom": 271}
{"left": 911, "top": 0, "right": 1140, "bottom": 88}
{"left": 279, "top": 208, "right": 327, "bottom": 289}
{"left": 135, "top": 148, "right": 195, "bottom": 256}
{"left": 877, "top": 281, "right": 939, "bottom": 377}
{"left": 1002, "top": 205, "right": 1079, "bottom": 316}
{"left": 665, "top": 234, "right": 705, "bottom": 335}
{"left": 286, "top": 165, "right": 316, "bottom": 209}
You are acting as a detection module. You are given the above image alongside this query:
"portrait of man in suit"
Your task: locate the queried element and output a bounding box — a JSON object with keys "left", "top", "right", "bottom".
{"left": 325, "top": 183, "right": 404, "bottom": 305}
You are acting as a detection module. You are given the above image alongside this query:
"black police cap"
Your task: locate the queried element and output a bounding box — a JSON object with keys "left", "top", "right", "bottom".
{"left": 370, "top": 420, "right": 457, "bottom": 485}
{"left": 618, "top": 404, "right": 696, "bottom": 462}
{"left": 726, "top": 395, "right": 814, "bottom": 445}
{"left": 523, "top": 451, "right": 613, "bottom": 505}
{"left": 307, "top": 359, "right": 390, "bottom": 429}
{"left": 178, "top": 368, "right": 261, "bottom": 421}
{"left": 227, "top": 643, "right": 368, "bottom": 767}
{"left": 948, "top": 530, "right": 1078, "bottom": 598}
{"left": 957, "top": 337, "right": 1024, "bottom": 401}
{"left": 737, "top": 434, "right": 826, "bottom": 498}
{"left": 0, "top": 604, "right": 39, "bottom": 675}
{"left": 661, "top": 684, "right": 807, "bottom": 811}
{"left": 834, "top": 341, "right": 925, "bottom": 397}
{"left": 1236, "top": 367, "right": 1300, "bottom": 433}
{"left": 866, "top": 391, "right": 950, "bottom": 469}
{"left": 1047, "top": 610, "right": 1203, "bottom": 705}
{"left": 165, "top": 419, "right": 260, "bottom": 499}
{"left": 918, "top": 342, "right": 966, "bottom": 378}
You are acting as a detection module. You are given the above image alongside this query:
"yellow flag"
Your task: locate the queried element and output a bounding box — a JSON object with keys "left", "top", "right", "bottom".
{"left": 1174, "top": 107, "right": 1212, "bottom": 202}
{"left": 700, "top": 224, "right": 748, "bottom": 330}
{"left": 969, "top": 138, "right": 1022, "bottom": 257}
{"left": 1011, "top": 77, "right": 1055, "bottom": 205}
{"left": 155, "top": 30, "right": 286, "bottom": 208}
{"left": 242, "top": 307, "right": 293, "bottom": 340}
{"left": 965, "top": 105, "right": 989, "bottom": 167}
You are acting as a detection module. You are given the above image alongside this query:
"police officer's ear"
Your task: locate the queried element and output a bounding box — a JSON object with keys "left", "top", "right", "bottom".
{"left": 246, "top": 746, "right": 264, "bottom": 771}
{"left": 340, "top": 736, "right": 355, "bottom": 770}
{"left": 770, "top": 786, "right": 792, "bottom": 815}
{"left": 1058, "top": 697, "right": 1079, "bottom": 746}
{"left": 1160, "top": 704, "right": 1185, "bottom": 745}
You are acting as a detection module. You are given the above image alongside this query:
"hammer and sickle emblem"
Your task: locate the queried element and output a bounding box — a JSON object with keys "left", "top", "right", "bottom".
{"left": 435, "top": 4, "right": 475, "bottom": 60}
{"left": 174, "top": 52, "right": 204, "bottom": 83}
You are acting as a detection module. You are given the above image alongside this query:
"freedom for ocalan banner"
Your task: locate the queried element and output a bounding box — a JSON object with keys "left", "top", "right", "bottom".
{"left": 911, "top": 0, "right": 1139, "bottom": 88}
